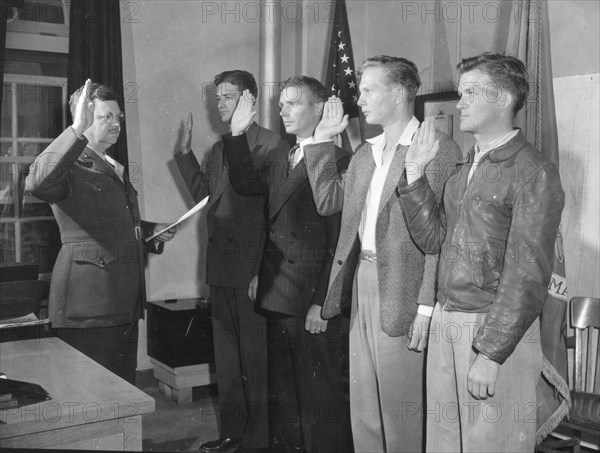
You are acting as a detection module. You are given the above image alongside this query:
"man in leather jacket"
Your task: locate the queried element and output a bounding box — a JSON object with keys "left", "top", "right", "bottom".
{"left": 398, "top": 53, "right": 564, "bottom": 452}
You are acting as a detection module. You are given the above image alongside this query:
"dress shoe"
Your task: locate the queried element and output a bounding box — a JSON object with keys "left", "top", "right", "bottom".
{"left": 199, "top": 437, "right": 240, "bottom": 452}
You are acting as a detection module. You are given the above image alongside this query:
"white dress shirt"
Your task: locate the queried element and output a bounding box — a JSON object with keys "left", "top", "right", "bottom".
{"left": 359, "top": 117, "right": 420, "bottom": 252}
{"left": 290, "top": 136, "right": 314, "bottom": 169}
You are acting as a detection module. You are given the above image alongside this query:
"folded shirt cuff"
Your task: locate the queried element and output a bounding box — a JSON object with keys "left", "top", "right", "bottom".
{"left": 417, "top": 304, "right": 434, "bottom": 317}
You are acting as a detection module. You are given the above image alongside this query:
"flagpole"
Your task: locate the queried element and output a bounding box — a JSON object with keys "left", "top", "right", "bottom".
{"left": 259, "top": 0, "right": 281, "bottom": 132}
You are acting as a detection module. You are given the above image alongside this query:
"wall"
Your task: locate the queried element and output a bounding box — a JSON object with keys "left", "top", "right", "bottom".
{"left": 119, "top": 0, "right": 599, "bottom": 369}
{"left": 120, "top": 0, "right": 261, "bottom": 369}
{"left": 547, "top": 0, "right": 600, "bottom": 300}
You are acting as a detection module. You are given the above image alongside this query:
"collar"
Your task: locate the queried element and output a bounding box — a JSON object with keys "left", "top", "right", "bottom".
{"left": 296, "top": 136, "right": 314, "bottom": 150}
{"left": 463, "top": 130, "right": 527, "bottom": 164}
{"left": 366, "top": 116, "right": 420, "bottom": 147}
{"left": 475, "top": 129, "right": 520, "bottom": 155}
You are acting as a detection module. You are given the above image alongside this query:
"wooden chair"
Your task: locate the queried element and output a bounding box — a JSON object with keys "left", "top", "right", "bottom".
{"left": 538, "top": 296, "right": 600, "bottom": 452}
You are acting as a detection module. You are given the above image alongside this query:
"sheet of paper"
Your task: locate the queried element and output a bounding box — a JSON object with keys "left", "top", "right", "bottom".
{"left": 145, "top": 195, "right": 209, "bottom": 243}
{"left": 0, "top": 313, "right": 49, "bottom": 328}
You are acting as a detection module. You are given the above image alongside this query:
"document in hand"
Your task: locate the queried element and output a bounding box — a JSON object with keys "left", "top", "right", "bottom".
{"left": 144, "top": 195, "right": 209, "bottom": 243}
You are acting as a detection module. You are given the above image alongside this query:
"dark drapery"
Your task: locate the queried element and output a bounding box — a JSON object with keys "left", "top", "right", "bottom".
{"left": 68, "top": 0, "right": 128, "bottom": 167}
{"left": 0, "top": 0, "right": 24, "bottom": 129}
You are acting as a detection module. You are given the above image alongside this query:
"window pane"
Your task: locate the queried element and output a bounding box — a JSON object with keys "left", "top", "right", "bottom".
{"left": 1, "top": 142, "right": 12, "bottom": 157}
{"left": 17, "top": 84, "right": 63, "bottom": 138}
{"left": 1, "top": 84, "right": 14, "bottom": 138}
{"left": 4, "top": 50, "right": 67, "bottom": 78}
{"left": 21, "top": 220, "right": 60, "bottom": 273}
{"left": 18, "top": 0, "right": 65, "bottom": 24}
{"left": 0, "top": 223, "right": 16, "bottom": 265}
{"left": 1, "top": 163, "right": 15, "bottom": 218}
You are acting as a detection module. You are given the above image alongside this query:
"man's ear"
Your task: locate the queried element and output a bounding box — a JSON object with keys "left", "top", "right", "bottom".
{"left": 499, "top": 91, "right": 513, "bottom": 114}
{"left": 314, "top": 101, "right": 325, "bottom": 117}
{"left": 394, "top": 86, "right": 407, "bottom": 105}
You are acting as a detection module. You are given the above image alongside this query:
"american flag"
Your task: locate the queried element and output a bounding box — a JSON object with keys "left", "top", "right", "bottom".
{"left": 325, "top": 0, "right": 363, "bottom": 151}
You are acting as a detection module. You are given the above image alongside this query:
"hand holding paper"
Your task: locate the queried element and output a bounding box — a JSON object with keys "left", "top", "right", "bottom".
{"left": 145, "top": 195, "right": 209, "bottom": 243}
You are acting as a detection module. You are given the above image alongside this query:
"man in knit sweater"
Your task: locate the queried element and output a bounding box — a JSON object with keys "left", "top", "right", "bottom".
{"left": 302, "top": 56, "right": 462, "bottom": 453}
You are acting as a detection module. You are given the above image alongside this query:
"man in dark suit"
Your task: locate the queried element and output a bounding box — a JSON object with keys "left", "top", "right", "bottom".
{"left": 222, "top": 76, "right": 351, "bottom": 453}
{"left": 25, "top": 80, "right": 176, "bottom": 384}
{"left": 302, "top": 57, "right": 462, "bottom": 452}
{"left": 174, "top": 70, "right": 287, "bottom": 453}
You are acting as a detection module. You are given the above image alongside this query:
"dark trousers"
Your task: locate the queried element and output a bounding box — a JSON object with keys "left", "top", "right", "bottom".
{"left": 53, "top": 322, "right": 138, "bottom": 384}
{"left": 210, "top": 285, "right": 269, "bottom": 449}
{"left": 268, "top": 314, "right": 351, "bottom": 453}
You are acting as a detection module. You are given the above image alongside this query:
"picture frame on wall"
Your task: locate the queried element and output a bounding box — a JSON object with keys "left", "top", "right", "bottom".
{"left": 415, "top": 91, "right": 474, "bottom": 156}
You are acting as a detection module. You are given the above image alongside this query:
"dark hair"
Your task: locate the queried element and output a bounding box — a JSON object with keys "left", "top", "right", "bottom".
{"left": 359, "top": 55, "right": 421, "bottom": 101}
{"left": 280, "top": 76, "right": 328, "bottom": 104}
{"left": 457, "top": 52, "right": 529, "bottom": 115}
{"left": 69, "top": 83, "right": 119, "bottom": 116}
{"left": 214, "top": 70, "right": 258, "bottom": 98}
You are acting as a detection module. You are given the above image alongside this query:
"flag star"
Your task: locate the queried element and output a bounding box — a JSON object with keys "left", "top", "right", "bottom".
{"left": 338, "top": 42, "right": 346, "bottom": 51}
{"left": 341, "top": 54, "right": 349, "bottom": 63}
{"left": 353, "top": 95, "right": 358, "bottom": 102}
{"left": 344, "top": 67, "right": 353, "bottom": 76}
{"left": 349, "top": 81, "right": 356, "bottom": 89}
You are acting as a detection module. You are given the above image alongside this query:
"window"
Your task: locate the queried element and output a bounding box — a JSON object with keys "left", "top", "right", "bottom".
{"left": 2, "top": 0, "right": 68, "bottom": 277}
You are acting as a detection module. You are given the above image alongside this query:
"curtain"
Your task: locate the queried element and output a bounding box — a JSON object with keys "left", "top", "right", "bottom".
{"left": 506, "top": 0, "right": 570, "bottom": 444}
{"left": 68, "top": 0, "right": 128, "bottom": 168}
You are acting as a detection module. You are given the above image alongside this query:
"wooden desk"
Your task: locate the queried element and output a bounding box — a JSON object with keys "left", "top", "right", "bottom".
{"left": 0, "top": 339, "right": 154, "bottom": 450}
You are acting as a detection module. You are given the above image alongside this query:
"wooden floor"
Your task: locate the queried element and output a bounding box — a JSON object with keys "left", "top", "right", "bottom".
{"left": 137, "top": 370, "right": 220, "bottom": 452}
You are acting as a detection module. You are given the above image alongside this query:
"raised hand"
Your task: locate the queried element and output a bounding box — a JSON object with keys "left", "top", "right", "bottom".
{"left": 181, "top": 112, "right": 193, "bottom": 154}
{"left": 230, "top": 89, "right": 257, "bottom": 136}
{"left": 313, "top": 96, "right": 349, "bottom": 142}
{"left": 72, "top": 79, "right": 94, "bottom": 137}
{"left": 405, "top": 120, "right": 440, "bottom": 184}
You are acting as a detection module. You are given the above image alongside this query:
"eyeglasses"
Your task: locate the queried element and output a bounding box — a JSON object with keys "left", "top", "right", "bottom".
{"left": 96, "top": 112, "right": 125, "bottom": 123}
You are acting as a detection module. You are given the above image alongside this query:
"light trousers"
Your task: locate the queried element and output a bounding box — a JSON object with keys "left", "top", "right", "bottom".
{"left": 426, "top": 303, "right": 543, "bottom": 453}
{"left": 349, "top": 259, "right": 425, "bottom": 453}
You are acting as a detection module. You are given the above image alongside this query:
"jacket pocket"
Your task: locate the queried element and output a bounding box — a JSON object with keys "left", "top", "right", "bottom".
{"left": 472, "top": 241, "right": 504, "bottom": 291}
{"left": 63, "top": 242, "right": 129, "bottom": 319}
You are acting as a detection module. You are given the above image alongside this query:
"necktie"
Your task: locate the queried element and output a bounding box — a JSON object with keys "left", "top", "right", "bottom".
{"left": 287, "top": 144, "right": 300, "bottom": 177}
{"left": 105, "top": 154, "right": 125, "bottom": 182}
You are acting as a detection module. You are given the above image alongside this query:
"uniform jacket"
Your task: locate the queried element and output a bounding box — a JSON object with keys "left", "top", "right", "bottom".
{"left": 25, "top": 127, "right": 162, "bottom": 328}
{"left": 222, "top": 133, "right": 350, "bottom": 318}
{"left": 398, "top": 132, "right": 565, "bottom": 363}
{"left": 175, "top": 122, "right": 287, "bottom": 288}
{"left": 304, "top": 133, "right": 462, "bottom": 336}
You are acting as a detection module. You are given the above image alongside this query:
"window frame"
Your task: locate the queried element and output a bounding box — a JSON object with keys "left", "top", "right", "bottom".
{"left": 2, "top": 0, "right": 69, "bottom": 275}
{"left": 1, "top": 74, "right": 68, "bottom": 270}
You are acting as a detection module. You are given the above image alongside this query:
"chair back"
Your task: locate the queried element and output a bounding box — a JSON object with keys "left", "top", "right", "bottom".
{"left": 570, "top": 296, "right": 600, "bottom": 394}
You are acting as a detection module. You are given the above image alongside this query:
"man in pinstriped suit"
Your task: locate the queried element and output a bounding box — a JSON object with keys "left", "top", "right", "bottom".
{"left": 222, "top": 76, "right": 352, "bottom": 453}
